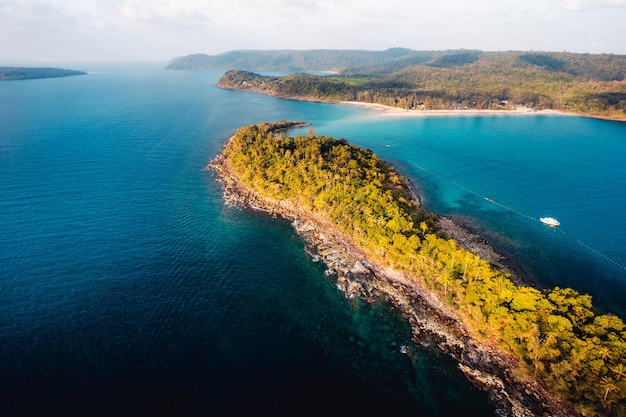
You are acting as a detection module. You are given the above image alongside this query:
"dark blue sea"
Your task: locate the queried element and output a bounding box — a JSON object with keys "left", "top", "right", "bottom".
{"left": 1, "top": 65, "right": 624, "bottom": 417}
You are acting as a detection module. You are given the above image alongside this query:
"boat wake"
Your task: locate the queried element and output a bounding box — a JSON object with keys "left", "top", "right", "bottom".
{"left": 412, "top": 162, "right": 626, "bottom": 273}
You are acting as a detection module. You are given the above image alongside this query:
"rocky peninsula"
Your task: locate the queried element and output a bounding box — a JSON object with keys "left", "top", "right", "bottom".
{"left": 208, "top": 129, "right": 580, "bottom": 417}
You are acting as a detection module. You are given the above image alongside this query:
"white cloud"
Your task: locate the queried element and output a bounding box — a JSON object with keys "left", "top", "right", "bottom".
{"left": 1, "top": 0, "right": 77, "bottom": 32}
{"left": 1, "top": 0, "right": 625, "bottom": 62}
{"left": 120, "top": 0, "right": 216, "bottom": 24}
{"left": 556, "top": 0, "right": 626, "bottom": 11}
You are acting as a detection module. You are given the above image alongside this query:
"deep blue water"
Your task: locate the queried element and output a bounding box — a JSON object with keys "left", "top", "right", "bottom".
{"left": 0, "top": 65, "right": 624, "bottom": 416}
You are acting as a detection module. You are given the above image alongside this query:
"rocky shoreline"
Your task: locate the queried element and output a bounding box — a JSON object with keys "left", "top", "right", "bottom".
{"left": 208, "top": 149, "right": 580, "bottom": 417}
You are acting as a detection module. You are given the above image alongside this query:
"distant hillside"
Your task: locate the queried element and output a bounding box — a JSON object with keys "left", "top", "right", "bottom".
{"left": 166, "top": 48, "right": 474, "bottom": 72}
{"left": 0, "top": 67, "right": 87, "bottom": 81}
{"left": 215, "top": 49, "right": 626, "bottom": 121}
{"left": 167, "top": 49, "right": 626, "bottom": 80}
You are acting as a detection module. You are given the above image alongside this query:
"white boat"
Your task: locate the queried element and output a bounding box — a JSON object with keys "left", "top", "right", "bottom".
{"left": 540, "top": 217, "right": 560, "bottom": 227}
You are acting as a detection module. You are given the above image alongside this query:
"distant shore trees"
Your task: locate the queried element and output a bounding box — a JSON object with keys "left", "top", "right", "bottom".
{"left": 217, "top": 50, "right": 626, "bottom": 121}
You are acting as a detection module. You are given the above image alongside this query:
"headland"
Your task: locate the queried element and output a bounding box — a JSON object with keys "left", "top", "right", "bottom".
{"left": 0, "top": 66, "right": 87, "bottom": 81}
{"left": 216, "top": 64, "right": 626, "bottom": 122}
{"left": 208, "top": 123, "right": 586, "bottom": 417}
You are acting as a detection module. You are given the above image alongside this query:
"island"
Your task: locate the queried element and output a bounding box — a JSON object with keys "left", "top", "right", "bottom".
{"left": 0, "top": 66, "right": 87, "bottom": 81}
{"left": 210, "top": 121, "right": 626, "bottom": 417}
{"left": 185, "top": 48, "right": 626, "bottom": 122}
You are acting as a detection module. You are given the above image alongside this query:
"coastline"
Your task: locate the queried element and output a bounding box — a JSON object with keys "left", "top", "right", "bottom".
{"left": 208, "top": 144, "right": 580, "bottom": 417}
{"left": 220, "top": 81, "right": 624, "bottom": 122}
{"left": 338, "top": 100, "right": 570, "bottom": 118}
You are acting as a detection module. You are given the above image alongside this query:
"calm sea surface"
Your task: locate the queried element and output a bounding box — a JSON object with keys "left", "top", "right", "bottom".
{"left": 0, "top": 65, "right": 624, "bottom": 416}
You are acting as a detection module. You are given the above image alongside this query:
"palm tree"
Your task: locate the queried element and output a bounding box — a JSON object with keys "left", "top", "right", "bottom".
{"left": 597, "top": 345, "right": 612, "bottom": 362}
{"left": 610, "top": 363, "right": 626, "bottom": 381}
{"left": 601, "top": 376, "right": 617, "bottom": 401}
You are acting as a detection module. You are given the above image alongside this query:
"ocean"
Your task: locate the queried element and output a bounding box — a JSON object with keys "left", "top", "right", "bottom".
{"left": 1, "top": 64, "right": 624, "bottom": 416}
{"left": 297, "top": 111, "right": 626, "bottom": 314}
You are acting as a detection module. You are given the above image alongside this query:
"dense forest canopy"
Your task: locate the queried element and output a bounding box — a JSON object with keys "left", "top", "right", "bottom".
{"left": 204, "top": 49, "right": 626, "bottom": 120}
{"left": 222, "top": 121, "right": 626, "bottom": 417}
{"left": 0, "top": 67, "right": 86, "bottom": 80}
{"left": 166, "top": 48, "right": 454, "bottom": 72}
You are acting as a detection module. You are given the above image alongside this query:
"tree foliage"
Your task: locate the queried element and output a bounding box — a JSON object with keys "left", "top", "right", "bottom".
{"left": 168, "top": 48, "right": 459, "bottom": 72}
{"left": 217, "top": 50, "right": 626, "bottom": 120}
{"left": 224, "top": 122, "right": 626, "bottom": 416}
{"left": 0, "top": 67, "right": 86, "bottom": 80}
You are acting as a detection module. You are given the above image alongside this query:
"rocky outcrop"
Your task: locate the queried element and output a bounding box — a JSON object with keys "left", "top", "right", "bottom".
{"left": 208, "top": 150, "right": 580, "bottom": 417}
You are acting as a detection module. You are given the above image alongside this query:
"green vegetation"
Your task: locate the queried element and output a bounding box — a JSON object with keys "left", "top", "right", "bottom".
{"left": 215, "top": 50, "right": 626, "bottom": 121}
{"left": 167, "top": 48, "right": 443, "bottom": 72}
{"left": 0, "top": 67, "right": 86, "bottom": 81}
{"left": 224, "top": 122, "right": 626, "bottom": 416}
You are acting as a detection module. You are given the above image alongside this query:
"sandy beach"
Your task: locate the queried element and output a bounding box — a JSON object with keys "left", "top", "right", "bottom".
{"left": 338, "top": 100, "right": 569, "bottom": 118}
{"left": 219, "top": 81, "right": 624, "bottom": 122}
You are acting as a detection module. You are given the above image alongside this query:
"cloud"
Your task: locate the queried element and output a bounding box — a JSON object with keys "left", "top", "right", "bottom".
{"left": 0, "top": 0, "right": 79, "bottom": 32}
{"left": 557, "top": 0, "right": 626, "bottom": 11}
{"left": 1, "top": 0, "right": 625, "bottom": 62}
{"left": 120, "top": 0, "right": 215, "bottom": 26}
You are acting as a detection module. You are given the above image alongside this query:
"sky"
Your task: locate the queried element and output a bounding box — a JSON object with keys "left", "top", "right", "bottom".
{"left": 2, "top": 0, "right": 626, "bottom": 64}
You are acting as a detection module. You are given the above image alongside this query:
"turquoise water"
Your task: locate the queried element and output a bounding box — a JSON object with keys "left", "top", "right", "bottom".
{"left": 1, "top": 65, "right": 624, "bottom": 416}
{"left": 294, "top": 112, "right": 626, "bottom": 315}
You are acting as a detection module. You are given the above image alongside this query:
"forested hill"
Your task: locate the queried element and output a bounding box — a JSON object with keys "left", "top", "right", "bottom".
{"left": 0, "top": 67, "right": 86, "bottom": 81}
{"left": 166, "top": 48, "right": 470, "bottom": 72}
{"left": 213, "top": 50, "right": 626, "bottom": 121}
{"left": 218, "top": 121, "right": 626, "bottom": 417}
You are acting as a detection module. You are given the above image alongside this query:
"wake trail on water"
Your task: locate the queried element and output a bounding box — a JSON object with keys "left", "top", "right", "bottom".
{"left": 412, "top": 162, "right": 626, "bottom": 273}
